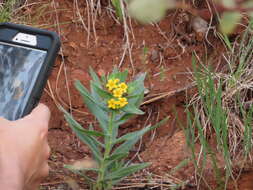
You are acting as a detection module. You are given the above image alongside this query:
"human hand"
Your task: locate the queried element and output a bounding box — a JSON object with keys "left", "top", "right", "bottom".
{"left": 0, "top": 104, "right": 51, "bottom": 190}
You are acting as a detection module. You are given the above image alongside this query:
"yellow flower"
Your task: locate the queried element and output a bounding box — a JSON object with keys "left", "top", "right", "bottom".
{"left": 114, "top": 100, "right": 121, "bottom": 109}
{"left": 106, "top": 78, "right": 128, "bottom": 109}
{"left": 106, "top": 79, "right": 120, "bottom": 91}
{"left": 118, "top": 82, "right": 128, "bottom": 93}
{"left": 107, "top": 97, "right": 128, "bottom": 109}
{"left": 108, "top": 99, "right": 116, "bottom": 109}
{"left": 113, "top": 88, "right": 123, "bottom": 98}
{"left": 118, "top": 97, "right": 128, "bottom": 107}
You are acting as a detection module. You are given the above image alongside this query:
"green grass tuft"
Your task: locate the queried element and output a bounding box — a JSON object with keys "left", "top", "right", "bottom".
{"left": 0, "top": 0, "right": 16, "bottom": 22}
{"left": 182, "top": 23, "right": 253, "bottom": 189}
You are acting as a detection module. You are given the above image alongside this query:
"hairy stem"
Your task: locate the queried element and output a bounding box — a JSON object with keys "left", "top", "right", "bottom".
{"left": 96, "top": 112, "right": 115, "bottom": 190}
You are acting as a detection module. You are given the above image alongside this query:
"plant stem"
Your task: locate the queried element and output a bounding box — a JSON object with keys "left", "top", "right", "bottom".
{"left": 96, "top": 111, "right": 115, "bottom": 190}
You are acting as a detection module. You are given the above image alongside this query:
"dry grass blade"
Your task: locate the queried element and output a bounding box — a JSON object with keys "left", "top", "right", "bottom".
{"left": 74, "top": 0, "right": 90, "bottom": 46}
{"left": 118, "top": 0, "right": 135, "bottom": 74}
{"left": 40, "top": 172, "right": 191, "bottom": 190}
{"left": 52, "top": 0, "right": 72, "bottom": 113}
{"left": 142, "top": 82, "right": 196, "bottom": 106}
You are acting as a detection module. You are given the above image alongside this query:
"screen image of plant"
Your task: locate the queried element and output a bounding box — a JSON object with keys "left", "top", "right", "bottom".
{"left": 62, "top": 68, "right": 168, "bottom": 190}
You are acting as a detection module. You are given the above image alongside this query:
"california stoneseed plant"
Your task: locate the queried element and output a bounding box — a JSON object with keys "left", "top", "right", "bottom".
{"left": 62, "top": 68, "right": 168, "bottom": 190}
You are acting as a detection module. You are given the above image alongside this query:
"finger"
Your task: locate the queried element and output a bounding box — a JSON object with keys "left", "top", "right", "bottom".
{"left": 29, "top": 104, "right": 51, "bottom": 125}
{"left": 39, "top": 163, "right": 50, "bottom": 179}
{"left": 23, "top": 104, "right": 51, "bottom": 132}
{"left": 27, "top": 163, "right": 50, "bottom": 189}
{"left": 45, "top": 143, "right": 51, "bottom": 160}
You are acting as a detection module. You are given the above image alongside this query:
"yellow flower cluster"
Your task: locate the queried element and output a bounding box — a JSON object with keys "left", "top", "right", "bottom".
{"left": 108, "top": 97, "right": 128, "bottom": 109}
{"left": 106, "top": 79, "right": 120, "bottom": 91}
{"left": 106, "top": 78, "right": 128, "bottom": 109}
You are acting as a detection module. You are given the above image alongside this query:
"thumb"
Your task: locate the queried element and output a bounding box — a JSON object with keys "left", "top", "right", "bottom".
{"left": 29, "top": 104, "right": 51, "bottom": 121}
{"left": 22, "top": 104, "right": 51, "bottom": 131}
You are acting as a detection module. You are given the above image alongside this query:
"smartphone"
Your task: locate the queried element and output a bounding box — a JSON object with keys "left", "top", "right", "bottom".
{"left": 0, "top": 23, "right": 60, "bottom": 120}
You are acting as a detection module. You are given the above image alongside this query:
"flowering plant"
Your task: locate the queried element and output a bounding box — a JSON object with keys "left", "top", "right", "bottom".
{"left": 62, "top": 68, "right": 168, "bottom": 190}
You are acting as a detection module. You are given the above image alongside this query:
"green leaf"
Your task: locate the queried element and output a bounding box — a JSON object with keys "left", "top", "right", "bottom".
{"left": 118, "top": 70, "right": 128, "bottom": 82}
{"left": 114, "top": 125, "right": 152, "bottom": 145}
{"left": 91, "top": 81, "right": 113, "bottom": 99}
{"left": 105, "top": 153, "right": 128, "bottom": 162}
{"left": 169, "top": 158, "right": 191, "bottom": 174}
{"left": 113, "top": 117, "right": 169, "bottom": 155}
{"left": 127, "top": 92, "right": 145, "bottom": 107}
{"left": 108, "top": 69, "right": 128, "bottom": 83}
{"left": 104, "top": 153, "right": 128, "bottom": 169}
{"left": 112, "top": 0, "right": 123, "bottom": 19}
{"left": 89, "top": 67, "right": 102, "bottom": 86}
{"left": 75, "top": 81, "right": 106, "bottom": 109}
{"left": 113, "top": 135, "right": 140, "bottom": 156}
{"left": 74, "top": 126, "right": 105, "bottom": 137}
{"left": 76, "top": 81, "right": 107, "bottom": 109}
{"left": 61, "top": 116, "right": 105, "bottom": 138}
{"left": 116, "top": 113, "right": 134, "bottom": 125}
{"left": 108, "top": 67, "right": 119, "bottom": 80}
{"left": 135, "top": 91, "right": 145, "bottom": 107}
{"left": 65, "top": 164, "right": 99, "bottom": 172}
{"left": 63, "top": 110, "right": 103, "bottom": 162}
{"left": 127, "top": 73, "right": 146, "bottom": 106}
{"left": 105, "top": 163, "right": 151, "bottom": 181}
{"left": 75, "top": 80, "right": 108, "bottom": 131}
{"left": 122, "top": 104, "right": 144, "bottom": 115}
{"left": 128, "top": 73, "right": 146, "bottom": 94}
{"left": 114, "top": 116, "right": 169, "bottom": 145}
{"left": 64, "top": 165, "right": 95, "bottom": 183}
{"left": 101, "top": 74, "right": 107, "bottom": 84}
{"left": 219, "top": 12, "right": 242, "bottom": 35}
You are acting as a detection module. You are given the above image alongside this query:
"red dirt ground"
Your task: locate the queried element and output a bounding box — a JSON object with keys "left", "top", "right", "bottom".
{"left": 17, "top": 0, "right": 253, "bottom": 189}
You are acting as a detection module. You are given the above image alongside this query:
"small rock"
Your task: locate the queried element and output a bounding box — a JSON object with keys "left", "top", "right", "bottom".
{"left": 191, "top": 16, "right": 208, "bottom": 41}
{"left": 151, "top": 49, "right": 159, "bottom": 62}
{"left": 144, "top": 88, "right": 150, "bottom": 95}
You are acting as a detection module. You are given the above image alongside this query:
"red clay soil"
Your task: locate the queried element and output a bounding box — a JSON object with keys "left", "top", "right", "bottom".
{"left": 16, "top": 0, "right": 253, "bottom": 189}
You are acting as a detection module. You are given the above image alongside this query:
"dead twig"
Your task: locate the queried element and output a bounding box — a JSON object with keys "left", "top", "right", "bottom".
{"left": 141, "top": 82, "right": 196, "bottom": 106}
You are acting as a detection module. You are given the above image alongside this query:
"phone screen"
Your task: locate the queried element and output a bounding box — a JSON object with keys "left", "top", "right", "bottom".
{"left": 0, "top": 41, "right": 47, "bottom": 120}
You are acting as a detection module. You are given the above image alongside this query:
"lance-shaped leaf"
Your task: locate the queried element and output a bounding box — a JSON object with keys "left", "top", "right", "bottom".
{"left": 75, "top": 80, "right": 108, "bottom": 131}
{"left": 89, "top": 67, "right": 102, "bottom": 87}
{"left": 104, "top": 153, "right": 128, "bottom": 169}
{"left": 91, "top": 81, "right": 113, "bottom": 99}
{"left": 63, "top": 110, "right": 103, "bottom": 163}
{"left": 127, "top": 73, "right": 146, "bottom": 106}
{"left": 105, "top": 163, "right": 150, "bottom": 182}
{"left": 108, "top": 68, "right": 128, "bottom": 82}
{"left": 122, "top": 104, "right": 144, "bottom": 115}
{"left": 112, "top": 0, "right": 123, "bottom": 19}
{"left": 113, "top": 117, "right": 169, "bottom": 154}
{"left": 117, "top": 70, "right": 128, "bottom": 82}
{"left": 128, "top": 73, "right": 146, "bottom": 94}
{"left": 64, "top": 165, "right": 95, "bottom": 183}
{"left": 116, "top": 113, "right": 134, "bottom": 125}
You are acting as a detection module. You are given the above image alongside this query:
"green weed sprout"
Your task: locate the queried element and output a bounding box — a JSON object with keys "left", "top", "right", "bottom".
{"left": 62, "top": 68, "right": 168, "bottom": 190}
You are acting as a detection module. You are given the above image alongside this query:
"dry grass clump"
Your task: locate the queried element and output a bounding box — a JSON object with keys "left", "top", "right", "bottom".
{"left": 185, "top": 24, "right": 253, "bottom": 189}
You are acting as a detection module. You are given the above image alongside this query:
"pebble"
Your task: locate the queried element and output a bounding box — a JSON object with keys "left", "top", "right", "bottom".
{"left": 151, "top": 49, "right": 159, "bottom": 62}
{"left": 191, "top": 16, "right": 208, "bottom": 41}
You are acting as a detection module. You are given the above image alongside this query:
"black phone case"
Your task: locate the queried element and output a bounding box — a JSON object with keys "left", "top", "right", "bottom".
{"left": 0, "top": 22, "right": 60, "bottom": 119}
